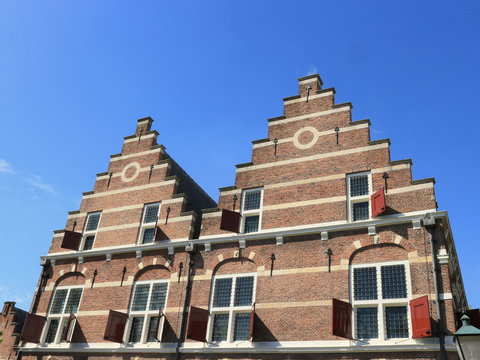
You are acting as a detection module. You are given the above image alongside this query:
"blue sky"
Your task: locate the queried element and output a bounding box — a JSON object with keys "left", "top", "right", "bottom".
{"left": 0, "top": 1, "right": 479, "bottom": 310}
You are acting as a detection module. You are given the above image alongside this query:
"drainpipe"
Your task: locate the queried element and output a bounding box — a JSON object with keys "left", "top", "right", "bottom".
{"left": 175, "top": 252, "right": 194, "bottom": 360}
{"left": 424, "top": 213, "right": 447, "bottom": 360}
{"left": 31, "top": 260, "right": 50, "bottom": 314}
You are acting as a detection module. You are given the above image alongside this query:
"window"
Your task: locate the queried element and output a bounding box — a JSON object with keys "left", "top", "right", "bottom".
{"left": 346, "top": 172, "right": 371, "bottom": 222}
{"left": 241, "top": 188, "right": 263, "bottom": 233}
{"left": 126, "top": 280, "right": 168, "bottom": 343}
{"left": 351, "top": 261, "right": 411, "bottom": 340}
{"left": 43, "top": 286, "right": 83, "bottom": 344}
{"left": 209, "top": 274, "right": 255, "bottom": 342}
{"left": 80, "top": 212, "right": 101, "bottom": 250}
{"left": 138, "top": 203, "right": 160, "bottom": 244}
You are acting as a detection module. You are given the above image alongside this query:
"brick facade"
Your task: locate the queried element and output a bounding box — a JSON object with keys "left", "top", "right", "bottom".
{"left": 14, "top": 75, "right": 468, "bottom": 360}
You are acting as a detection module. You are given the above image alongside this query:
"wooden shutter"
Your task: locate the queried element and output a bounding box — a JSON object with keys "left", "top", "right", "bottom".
{"left": 103, "top": 310, "right": 128, "bottom": 343}
{"left": 186, "top": 306, "right": 209, "bottom": 342}
{"left": 410, "top": 296, "right": 432, "bottom": 338}
{"left": 220, "top": 209, "right": 240, "bottom": 233}
{"left": 61, "top": 230, "right": 83, "bottom": 251}
{"left": 332, "top": 298, "right": 352, "bottom": 339}
{"left": 249, "top": 303, "right": 256, "bottom": 341}
{"left": 20, "top": 313, "right": 46, "bottom": 343}
{"left": 154, "top": 308, "right": 165, "bottom": 341}
{"left": 371, "top": 188, "right": 387, "bottom": 217}
{"left": 64, "top": 313, "right": 77, "bottom": 342}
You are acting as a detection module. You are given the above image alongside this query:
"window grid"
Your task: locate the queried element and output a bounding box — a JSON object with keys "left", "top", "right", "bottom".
{"left": 138, "top": 203, "right": 160, "bottom": 245}
{"left": 143, "top": 204, "right": 159, "bottom": 224}
{"left": 347, "top": 172, "right": 371, "bottom": 222}
{"left": 85, "top": 213, "right": 101, "bottom": 231}
{"left": 44, "top": 319, "right": 59, "bottom": 344}
{"left": 81, "top": 212, "right": 102, "bottom": 251}
{"left": 351, "top": 261, "right": 410, "bottom": 341}
{"left": 350, "top": 175, "right": 369, "bottom": 197}
{"left": 243, "top": 190, "right": 261, "bottom": 211}
{"left": 241, "top": 188, "right": 263, "bottom": 234}
{"left": 243, "top": 216, "right": 260, "bottom": 234}
{"left": 352, "top": 202, "right": 369, "bottom": 221}
{"left": 210, "top": 274, "right": 256, "bottom": 343}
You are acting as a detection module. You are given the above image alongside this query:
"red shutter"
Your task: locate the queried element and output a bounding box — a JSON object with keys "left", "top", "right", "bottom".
{"left": 63, "top": 313, "right": 77, "bottom": 342}
{"left": 154, "top": 308, "right": 165, "bottom": 341}
{"left": 186, "top": 306, "right": 209, "bottom": 342}
{"left": 371, "top": 188, "right": 387, "bottom": 217}
{"left": 410, "top": 296, "right": 432, "bottom": 338}
{"left": 332, "top": 298, "right": 352, "bottom": 339}
{"left": 20, "top": 313, "right": 46, "bottom": 343}
{"left": 103, "top": 310, "right": 128, "bottom": 343}
{"left": 220, "top": 209, "right": 241, "bottom": 233}
{"left": 249, "top": 303, "right": 256, "bottom": 341}
{"left": 61, "top": 230, "right": 83, "bottom": 251}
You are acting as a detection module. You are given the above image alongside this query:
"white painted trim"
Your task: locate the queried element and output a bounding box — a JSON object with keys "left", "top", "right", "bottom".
{"left": 123, "top": 133, "right": 156, "bottom": 144}
{"left": 283, "top": 91, "right": 333, "bottom": 105}
{"left": 236, "top": 143, "right": 388, "bottom": 173}
{"left": 109, "top": 148, "right": 164, "bottom": 162}
{"left": 82, "top": 180, "right": 176, "bottom": 199}
{"left": 268, "top": 105, "right": 351, "bottom": 126}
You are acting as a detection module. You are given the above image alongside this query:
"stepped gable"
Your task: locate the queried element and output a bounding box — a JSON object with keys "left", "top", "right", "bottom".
{"left": 200, "top": 74, "right": 437, "bottom": 236}
{"left": 49, "top": 117, "right": 216, "bottom": 254}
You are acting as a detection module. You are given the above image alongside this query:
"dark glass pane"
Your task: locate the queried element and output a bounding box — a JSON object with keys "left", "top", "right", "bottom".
{"left": 83, "top": 235, "right": 95, "bottom": 250}
{"left": 213, "top": 278, "right": 232, "bottom": 307}
{"left": 356, "top": 307, "right": 378, "bottom": 339}
{"left": 50, "top": 289, "right": 68, "bottom": 314}
{"left": 212, "top": 313, "right": 229, "bottom": 342}
{"left": 65, "top": 288, "right": 82, "bottom": 313}
{"left": 354, "top": 267, "right": 377, "bottom": 300}
{"left": 350, "top": 175, "right": 369, "bottom": 197}
{"left": 131, "top": 284, "right": 150, "bottom": 311}
{"left": 85, "top": 213, "right": 100, "bottom": 232}
{"left": 385, "top": 306, "right": 409, "bottom": 338}
{"left": 353, "top": 202, "right": 369, "bottom": 221}
{"left": 243, "top": 190, "right": 261, "bottom": 210}
{"left": 233, "top": 313, "right": 251, "bottom": 341}
{"left": 149, "top": 283, "right": 168, "bottom": 310}
{"left": 142, "top": 228, "right": 156, "bottom": 244}
{"left": 147, "top": 316, "right": 159, "bottom": 342}
{"left": 234, "top": 276, "right": 254, "bottom": 306}
{"left": 144, "top": 204, "right": 159, "bottom": 223}
{"left": 45, "top": 319, "right": 59, "bottom": 343}
{"left": 128, "top": 317, "right": 144, "bottom": 343}
{"left": 381, "top": 265, "right": 407, "bottom": 299}
{"left": 244, "top": 216, "right": 259, "bottom": 233}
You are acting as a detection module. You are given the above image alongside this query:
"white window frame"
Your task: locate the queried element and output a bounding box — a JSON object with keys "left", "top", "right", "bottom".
{"left": 79, "top": 211, "right": 102, "bottom": 251}
{"left": 137, "top": 202, "right": 161, "bottom": 245}
{"left": 350, "top": 260, "right": 412, "bottom": 341}
{"left": 124, "top": 279, "right": 169, "bottom": 344}
{"left": 346, "top": 172, "right": 372, "bottom": 222}
{"left": 41, "top": 285, "right": 84, "bottom": 345}
{"left": 240, "top": 188, "right": 263, "bottom": 234}
{"left": 207, "top": 273, "right": 256, "bottom": 343}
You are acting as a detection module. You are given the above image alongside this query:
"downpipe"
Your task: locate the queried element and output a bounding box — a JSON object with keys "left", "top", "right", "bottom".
{"left": 175, "top": 252, "right": 194, "bottom": 360}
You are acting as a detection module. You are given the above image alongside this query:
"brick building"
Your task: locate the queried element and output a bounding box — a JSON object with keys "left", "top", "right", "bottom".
{"left": 15, "top": 74, "right": 471, "bottom": 360}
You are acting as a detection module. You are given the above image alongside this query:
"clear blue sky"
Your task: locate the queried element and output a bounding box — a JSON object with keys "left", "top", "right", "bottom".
{"left": 1, "top": 1, "right": 479, "bottom": 310}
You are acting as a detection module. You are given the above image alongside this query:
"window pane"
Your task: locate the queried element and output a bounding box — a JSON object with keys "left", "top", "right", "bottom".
{"left": 352, "top": 202, "right": 369, "bottom": 221}
{"left": 45, "top": 319, "right": 59, "bottom": 343}
{"left": 234, "top": 276, "right": 254, "bottom": 306}
{"left": 147, "top": 316, "right": 159, "bottom": 342}
{"left": 131, "top": 284, "right": 150, "bottom": 311}
{"left": 356, "top": 307, "right": 378, "bottom": 339}
{"left": 85, "top": 213, "right": 100, "bottom": 232}
{"left": 128, "top": 317, "right": 144, "bottom": 343}
{"left": 213, "top": 278, "right": 232, "bottom": 307}
{"left": 144, "top": 204, "right": 159, "bottom": 223}
{"left": 83, "top": 235, "right": 95, "bottom": 250}
{"left": 50, "top": 289, "right": 68, "bottom": 314}
{"left": 381, "top": 265, "right": 407, "bottom": 299}
{"left": 243, "top": 190, "right": 261, "bottom": 211}
{"left": 233, "top": 313, "right": 251, "bottom": 341}
{"left": 354, "top": 267, "right": 377, "bottom": 300}
{"left": 149, "top": 283, "right": 168, "bottom": 310}
{"left": 212, "top": 314, "right": 229, "bottom": 342}
{"left": 244, "top": 216, "right": 259, "bottom": 233}
{"left": 142, "top": 228, "right": 156, "bottom": 244}
{"left": 65, "top": 288, "right": 82, "bottom": 313}
{"left": 350, "top": 175, "right": 369, "bottom": 197}
{"left": 385, "top": 306, "right": 409, "bottom": 338}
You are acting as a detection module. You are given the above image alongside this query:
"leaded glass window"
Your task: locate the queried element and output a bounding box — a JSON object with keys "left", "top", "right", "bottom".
{"left": 353, "top": 202, "right": 369, "bottom": 221}
{"left": 139, "top": 203, "right": 161, "bottom": 244}
{"left": 243, "top": 190, "right": 261, "bottom": 210}
{"left": 385, "top": 306, "right": 409, "bottom": 338}
{"left": 241, "top": 188, "right": 263, "bottom": 233}
{"left": 381, "top": 265, "right": 407, "bottom": 299}
{"left": 244, "top": 216, "right": 259, "bottom": 233}
{"left": 356, "top": 308, "right": 378, "bottom": 339}
{"left": 143, "top": 204, "right": 159, "bottom": 223}
{"left": 350, "top": 175, "right": 369, "bottom": 197}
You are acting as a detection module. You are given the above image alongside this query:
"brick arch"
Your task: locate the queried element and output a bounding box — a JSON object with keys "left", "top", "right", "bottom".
{"left": 136, "top": 255, "right": 174, "bottom": 272}
{"left": 205, "top": 249, "right": 266, "bottom": 273}
{"left": 54, "top": 271, "right": 86, "bottom": 287}
{"left": 340, "top": 235, "right": 417, "bottom": 263}
{"left": 133, "top": 264, "right": 171, "bottom": 282}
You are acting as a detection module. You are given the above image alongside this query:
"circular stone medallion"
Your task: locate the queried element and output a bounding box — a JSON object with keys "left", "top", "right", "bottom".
{"left": 293, "top": 126, "right": 320, "bottom": 149}
{"left": 121, "top": 162, "right": 141, "bottom": 182}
